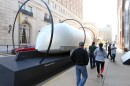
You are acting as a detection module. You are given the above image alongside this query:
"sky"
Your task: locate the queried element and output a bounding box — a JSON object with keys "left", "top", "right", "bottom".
{"left": 83, "top": 0, "right": 117, "bottom": 40}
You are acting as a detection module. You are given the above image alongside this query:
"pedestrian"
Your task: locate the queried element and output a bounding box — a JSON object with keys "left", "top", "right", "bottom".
{"left": 89, "top": 42, "right": 97, "bottom": 69}
{"left": 94, "top": 43, "right": 107, "bottom": 78}
{"left": 71, "top": 42, "right": 89, "bottom": 86}
{"left": 105, "top": 43, "right": 108, "bottom": 50}
{"left": 111, "top": 44, "right": 117, "bottom": 62}
{"left": 107, "top": 44, "right": 112, "bottom": 59}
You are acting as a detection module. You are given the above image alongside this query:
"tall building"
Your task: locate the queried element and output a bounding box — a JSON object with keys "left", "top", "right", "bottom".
{"left": 117, "top": 0, "right": 124, "bottom": 49}
{"left": 0, "top": 0, "right": 83, "bottom": 49}
{"left": 98, "top": 25, "right": 112, "bottom": 44}
{"left": 123, "top": 0, "right": 130, "bottom": 50}
{"left": 117, "top": 0, "right": 130, "bottom": 50}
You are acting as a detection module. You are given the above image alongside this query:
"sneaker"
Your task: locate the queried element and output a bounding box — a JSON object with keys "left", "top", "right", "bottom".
{"left": 100, "top": 74, "right": 103, "bottom": 78}
{"left": 97, "top": 74, "right": 100, "bottom": 78}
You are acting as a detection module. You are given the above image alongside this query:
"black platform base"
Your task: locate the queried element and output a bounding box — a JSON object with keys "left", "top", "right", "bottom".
{"left": 0, "top": 54, "right": 73, "bottom": 86}
{"left": 123, "top": 59, "right": 130, "bottom": 65}
{"left": 121, "top": 51, "right": 130, "bottom": 65}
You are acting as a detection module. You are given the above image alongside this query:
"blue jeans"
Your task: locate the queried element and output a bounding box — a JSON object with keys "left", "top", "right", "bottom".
{"left": 111, "top": 54, "right": 116, "bottom": 61}
{"left": 76, "top": 65, "right": 88, "bottom": 86}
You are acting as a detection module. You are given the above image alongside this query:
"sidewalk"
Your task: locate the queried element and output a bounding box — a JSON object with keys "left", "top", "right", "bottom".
{"left": 0, "top": 53, "right": 15, "bottom": 57}
{"left": 37, "top": 50, "right": 130, "bottom": 86}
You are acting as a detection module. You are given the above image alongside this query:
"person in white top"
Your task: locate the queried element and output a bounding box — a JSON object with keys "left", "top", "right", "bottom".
{"left": 111, "top": 44, "right": 117, "bottom": 62}
{"left": 94, "top": 43, "right": 107, "bottom": 78}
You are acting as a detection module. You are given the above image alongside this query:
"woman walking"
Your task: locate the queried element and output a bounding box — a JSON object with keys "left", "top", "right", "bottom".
{"left": 94, "top": 43, "right": 107, "bottom": 78}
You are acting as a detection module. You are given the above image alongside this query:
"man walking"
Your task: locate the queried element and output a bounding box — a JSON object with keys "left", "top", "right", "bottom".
{"left": 71, "top": 42, "right": 89, "bottom": 86}
{"left": 111, "top": 44, "right": 117, "bottom": 62}
{"left": 89, "top": 42, "right": 97, "bottom": 69}
{"left": 107, "top": 44, "right": 112, "bottom": 59}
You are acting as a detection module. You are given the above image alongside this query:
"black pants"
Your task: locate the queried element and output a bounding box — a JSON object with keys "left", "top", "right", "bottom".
{"left": 107, "top": 51, "right": 112, "bottom": 58}
{"left": 111, "top": 54, "right": 116, "bottom": 61}
{"left": 96, "top": 61, "right": 105, "bottom": 74}
{"left": 89, "top": 53, "right": 95, "bottom": 68}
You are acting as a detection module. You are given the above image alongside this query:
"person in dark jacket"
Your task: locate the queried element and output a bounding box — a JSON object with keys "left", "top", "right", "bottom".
{"left": 107, "top": 44, "right": 112, "bottom": 59}
{"left": 71, "top": 42, "right": 89, "bottom": 86}
{"left": 89, "top": 42, "right": 97, "bottom": 69}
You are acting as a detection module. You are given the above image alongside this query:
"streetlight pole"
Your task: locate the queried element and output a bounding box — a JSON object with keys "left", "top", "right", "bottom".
{"left": 60, "top": 19, "right": 86, "bottom": 44}
{"left": 12, "top": 0, "right": 54, "bottom": 63}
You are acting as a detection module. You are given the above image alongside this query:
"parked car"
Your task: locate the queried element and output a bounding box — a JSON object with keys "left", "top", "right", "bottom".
{"left": 11, "top": 45, "right": 35, "bottom": 54}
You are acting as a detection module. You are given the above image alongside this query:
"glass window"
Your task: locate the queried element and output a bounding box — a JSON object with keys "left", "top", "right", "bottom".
{"left": 63, "top": 9, "right": 65, "bottom": 13}
{"left": 28, "top": 6, "right": 32, "bottom": 12}
{"left": 61, "top": 8, "right": 62, "bottom": 12}
{"left": 55, "top": 4, "right": 57, "bottom": 9}
{"left": 64, "top": 1, "right": 66, "bottom": 7}
{"left": 125, "top": 0, "right": 129, "bottom": 11}
{"left": 20, "top": 24, "right": 30, "bottom": 44}
{"left": 45, "top": 0, "right": 49, "bottom": 4}
{"left": 19, "top": 2, "right": 25, "bottom": 9}
{"left": 57, "top": 6, "right": 60, "bottom": 11}
{"left": 50, "top": 1, "right": 55, "bottom": 8}
{"left": 44, "top": 13, "right": 48, "bottom": 18}
{"left": 59, "top": 0, "right": 61, "bottom": 3}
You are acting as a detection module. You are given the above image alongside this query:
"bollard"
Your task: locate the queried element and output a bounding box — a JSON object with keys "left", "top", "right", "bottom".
{"left": 7, "top": 45, "right": 8, "bottom": 53}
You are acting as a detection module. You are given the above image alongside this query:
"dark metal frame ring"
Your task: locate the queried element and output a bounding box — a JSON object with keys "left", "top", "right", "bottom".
{"left": 79, "top": 27, "right": 95, "bottom": 42}
{"left": 12, "top": 0, "right": 54, "bottom": 63}
{"left": 60, "top": 19, "right": 86, "bottom": 44}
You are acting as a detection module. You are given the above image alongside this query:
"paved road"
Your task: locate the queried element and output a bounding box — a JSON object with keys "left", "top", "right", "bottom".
{"left": 37, "top": 50, "right": 130, "bottom": 86}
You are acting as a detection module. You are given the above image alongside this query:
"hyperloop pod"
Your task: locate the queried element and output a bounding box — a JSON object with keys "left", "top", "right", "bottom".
{"left": 121, "top": 51, "right": 130, "bottom": 65}
{"left": 35, "top": 23, "right": 92, "bottom": 54}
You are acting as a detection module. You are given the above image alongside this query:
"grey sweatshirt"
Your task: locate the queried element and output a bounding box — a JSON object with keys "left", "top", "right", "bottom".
{"left": 94, "top": 48, "right": 107, "bottom": 62}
